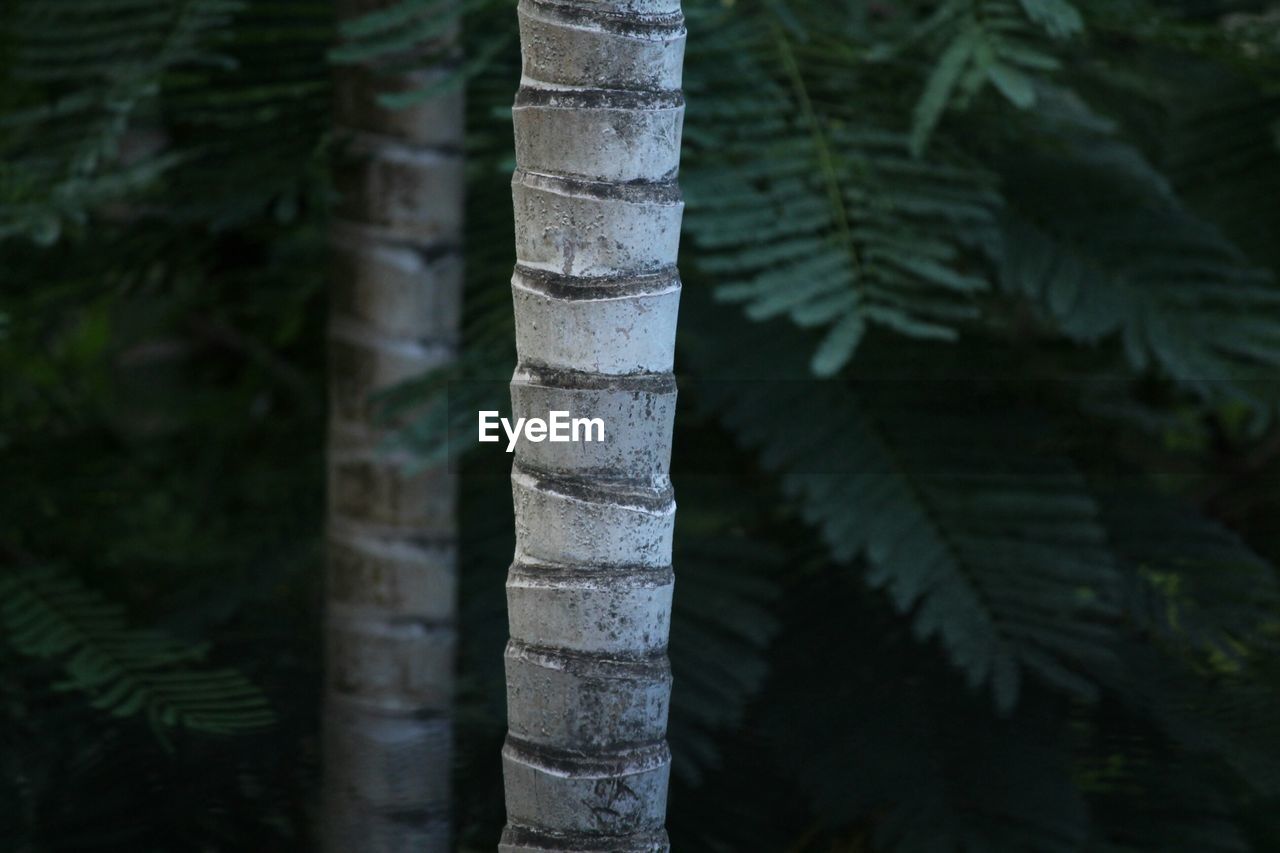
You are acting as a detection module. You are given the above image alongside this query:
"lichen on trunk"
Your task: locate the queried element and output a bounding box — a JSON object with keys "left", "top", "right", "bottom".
{"left": 501, "top": 0, "right": 686, "bottom": 850}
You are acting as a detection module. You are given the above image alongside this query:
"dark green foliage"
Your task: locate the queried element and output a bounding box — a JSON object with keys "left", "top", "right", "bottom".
{"left": 759, "top": 570, "right": 1091, "bottom": 852}
{"left": 0, "top": 0, "right": 331, "bottom": 843}
{"left": 997, "top": 125, "right": 1280, "bottom": 408}
{"left": 902, "top": 0, "right": 1080, "bottom": 153}
{"left": 0, "top": 564, "right": 273, "bottom": 735}
{"left": 4, "top": 0, "right": 1280, "bottom": 850}
{"left": 1106, "top": 493, "right": 1280, "bottom": 661}
{"left": 664, "top": 473, "right": 783, "bottom": 784}
{"left": 0, "top": 0, "right": 243, "bottom": 242}
{"left": 688, "top": 309, "right": 1123, "bottom": 713}
{"left": 684, "top": 9, "right": 1003, "bottom": 376}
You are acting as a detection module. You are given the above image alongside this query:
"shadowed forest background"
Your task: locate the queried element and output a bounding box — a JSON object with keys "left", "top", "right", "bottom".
{"left": 4, "top": 0, "right": 1280, "bottom": 850}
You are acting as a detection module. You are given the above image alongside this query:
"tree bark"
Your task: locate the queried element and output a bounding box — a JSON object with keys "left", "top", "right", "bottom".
{"left": 501, "top": 1, "right": 686, "bottom": 850}
{"left": 323, "top": 3, "right": 463, "bottom": 849}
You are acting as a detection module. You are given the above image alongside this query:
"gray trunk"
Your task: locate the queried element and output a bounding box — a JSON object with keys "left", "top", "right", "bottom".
{"left": 323, "top": 3, "right": 464, "bottom": 849}
{"left": 501, "top": 0, "right": 686, "bottom": 850}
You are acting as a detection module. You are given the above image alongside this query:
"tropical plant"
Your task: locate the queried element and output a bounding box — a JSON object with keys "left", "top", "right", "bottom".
{"left": 4, "top": 0, "right": 1280, "bottom": 851}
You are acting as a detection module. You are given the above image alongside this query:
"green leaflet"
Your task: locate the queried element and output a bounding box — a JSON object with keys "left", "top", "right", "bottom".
{"left": 810, "top": 312, "right": 866, "bottom": 377}
{"left": 913, "top": 25, "right": 979, "bottom": 156}
{"left": 1018, "top": 0, "right": 1085, "bottom": 39}
{"left": 987, "top": 62, "right": 1037, "bottom": 108}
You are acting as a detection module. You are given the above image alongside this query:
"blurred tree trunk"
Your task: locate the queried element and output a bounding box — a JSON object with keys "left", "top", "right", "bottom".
{"left": 500, "top": 1, "right": 686, "bottom": 850}
{"left": 323, "top": 1, "right": 463, "bottom": 849}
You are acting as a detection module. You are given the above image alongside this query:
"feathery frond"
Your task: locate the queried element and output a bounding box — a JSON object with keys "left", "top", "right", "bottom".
{"left": 0, "top": 565, "right": 274, "bottom": 736}
{"left": 998, "top": 127, "right": 1280, "bottom": 408}
{"left": 904, "top": 0, "right": 1082, "bottom": 154}
{"left": 684, "top": 8, "right": 1002, "bottom": 376}
{"left": 688, "top": 306, "right": 1122, "bottom": 713}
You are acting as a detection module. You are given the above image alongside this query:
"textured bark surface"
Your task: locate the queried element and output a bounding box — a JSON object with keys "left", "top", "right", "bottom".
{"left": 502, "top": 0, "right": 686, "bottom": 850}
{"left": 323, "top": 3, "right": 463, "bottom": 849}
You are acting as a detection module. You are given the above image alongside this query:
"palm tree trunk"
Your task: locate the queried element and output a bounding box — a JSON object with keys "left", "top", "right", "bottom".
{"left": 501, "top": 1, "right": 686, "bottom": 850}
{"left": 323, "top": 3, "right": 463, "bottom": 848}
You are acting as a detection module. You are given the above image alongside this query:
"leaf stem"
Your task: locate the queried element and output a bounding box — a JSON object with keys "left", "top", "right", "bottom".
{"left": 773, "top": 25, "right": 862, "bottom": 277}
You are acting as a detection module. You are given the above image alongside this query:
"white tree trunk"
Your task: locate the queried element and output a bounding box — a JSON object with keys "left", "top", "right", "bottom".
{"left": 323, "top": 3, "right": 463, "bottom": 848}
{"left": 502, "top": 1, "right": 686, "bottom": 850}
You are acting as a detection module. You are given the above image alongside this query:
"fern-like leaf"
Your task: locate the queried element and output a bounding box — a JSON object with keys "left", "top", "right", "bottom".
{"left": 687, "top": 303, "right": 1122, "bottom": 713}
{"left": 684, "top": 9, "right": 1001, "bottom": 376}
{"left": 998, "top": 125, "right": 1280, "bottom": 408}
{"left": 0, "top": 565, "right": 274, "bottom": 736}
{"left": 907, "top": 0, "right": 1077, "bottom": 154}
